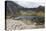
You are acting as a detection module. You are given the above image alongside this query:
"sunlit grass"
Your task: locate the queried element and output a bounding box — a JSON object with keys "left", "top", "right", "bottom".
{"left": 21, "top": 19, "right": 33, "bottom": 25}
{"left": 20, "top": 11, "right": 44, "bottom": 16}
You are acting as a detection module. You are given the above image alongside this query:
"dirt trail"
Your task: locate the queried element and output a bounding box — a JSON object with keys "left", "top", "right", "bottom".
{"left": 6, "top": 19, "right": 44, "bottom": 30}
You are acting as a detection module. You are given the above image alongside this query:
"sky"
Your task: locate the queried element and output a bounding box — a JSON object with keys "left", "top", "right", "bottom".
{"left": 7, "top": 0, "right": 45, "bottom": 8}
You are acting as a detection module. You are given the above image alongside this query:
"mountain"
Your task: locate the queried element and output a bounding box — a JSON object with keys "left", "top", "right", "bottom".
{"left": 5, "top": 1, "right": 45, "bottom": 16}
{"left": 6, "top": 1, "right": 45, "bottom": 11}
{"left": 5, "top": 1, "right": 24, "bottom": 16}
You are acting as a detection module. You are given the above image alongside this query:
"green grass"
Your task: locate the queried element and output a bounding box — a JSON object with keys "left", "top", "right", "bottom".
{"left": 6, "top": 10, "right": 44, "bottom": 16}
{"left": 21, "top": 19, "right": 33, "bottom": 25}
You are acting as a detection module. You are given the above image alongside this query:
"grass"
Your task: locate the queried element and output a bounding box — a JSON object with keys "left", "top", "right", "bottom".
{"left": 19, "top": 11, "right": 44, "bottom": 16}
{"left": 20, "top": 19, "right": 33, "bottom": 25}
{"left": 6, "top": 10, "right": 44, "bottom": 17}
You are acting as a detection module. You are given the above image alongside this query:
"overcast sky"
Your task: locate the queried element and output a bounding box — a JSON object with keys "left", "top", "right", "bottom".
{"left": 7, "top": 0, "right": 45, "bottom": 8}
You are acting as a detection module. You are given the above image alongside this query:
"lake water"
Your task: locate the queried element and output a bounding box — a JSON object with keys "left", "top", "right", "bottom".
{"left": 14, "top": 16, "right": 44, "bottom": 20}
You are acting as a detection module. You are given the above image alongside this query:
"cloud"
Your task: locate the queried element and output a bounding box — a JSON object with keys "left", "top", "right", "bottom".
{"left": 11, "top": 0, "right": 45, "bottom": 2}
{"left": 7, "top": 0, "right": 45, "bottom": 8}
{"left": 14, "top": 1, "right": 45, "bottom": 8}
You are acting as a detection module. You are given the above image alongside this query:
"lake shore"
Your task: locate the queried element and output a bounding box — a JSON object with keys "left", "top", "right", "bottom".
{"left": 6, "top": 18, "right": 44, "bottom": 30}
